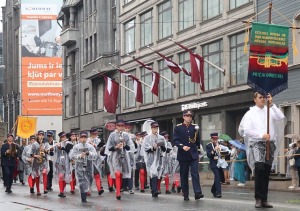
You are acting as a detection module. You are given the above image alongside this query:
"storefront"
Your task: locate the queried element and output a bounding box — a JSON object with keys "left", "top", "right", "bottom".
{"left": 118, "top": 89, "right": 255, "bottom": 171}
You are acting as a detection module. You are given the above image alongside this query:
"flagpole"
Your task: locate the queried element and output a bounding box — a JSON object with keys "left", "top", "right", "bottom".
{"left": 108, "top": 63, "right": 152, "bottom": 88}
{"left": 93, "top": 68, "right": 135, "bottom": 93}
{"left": 266, "top": 2, "right": 273, "bottom": 161}
{"left": 126, "top": 54, "right": 176, "bottom": 87}
{"left": 168, "top": 38, "right": 225, "bottom": 75}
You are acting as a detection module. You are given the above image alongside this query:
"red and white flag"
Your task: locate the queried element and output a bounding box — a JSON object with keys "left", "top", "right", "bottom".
{"left": 151, "top": 72, "right": 160, "bottom": 96}
{"left": 173, "top": 41, "right": 205, "bottom": 92}
{"left": 117, "top": 68, "right": 143, "bottom": 103}
{"left": 103, "top": 76, "right": 119, "bottom": 114}
{"left": 132, "top": 58, "right": 160, "bottom": 97}
{"left": 154, "top": 50, "right": 191, "bottom": 76}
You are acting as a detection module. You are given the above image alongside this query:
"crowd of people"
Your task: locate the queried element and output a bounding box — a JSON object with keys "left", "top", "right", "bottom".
{"left": 0, "top": 93, "right": 298, "bottom": 208}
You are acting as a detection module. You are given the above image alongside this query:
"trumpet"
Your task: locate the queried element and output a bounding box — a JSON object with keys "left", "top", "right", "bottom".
{"left": 38, "top": 143, "right": 46, "bottom": 164}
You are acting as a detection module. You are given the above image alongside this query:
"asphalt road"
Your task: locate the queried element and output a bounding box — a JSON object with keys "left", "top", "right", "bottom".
{"left": 0, "top": 181, "right": 300, "bottom": 211}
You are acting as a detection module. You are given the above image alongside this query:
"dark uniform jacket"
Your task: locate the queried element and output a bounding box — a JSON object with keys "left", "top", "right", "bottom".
{"left": 1, "top": 143, "right": 17, "bottom": 167}
{"left": 173, "top": 123, "right": 200, "bottom": 161}
{"left": 206, "top": 142, "right": 218, "bottom": 169}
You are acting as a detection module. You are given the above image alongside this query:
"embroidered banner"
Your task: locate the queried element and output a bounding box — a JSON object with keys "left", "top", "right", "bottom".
{"left": 248, "top": 22, "right": 289, "bottom": 96}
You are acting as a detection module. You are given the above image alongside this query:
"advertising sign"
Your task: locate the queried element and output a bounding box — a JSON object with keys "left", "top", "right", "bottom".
{"left": 21, "top": 0, "right": 63, "bottom": 115}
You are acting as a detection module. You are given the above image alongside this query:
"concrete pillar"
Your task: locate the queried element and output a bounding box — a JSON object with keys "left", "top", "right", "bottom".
{"left": 70, "top": 7, "right": 76, "bottom": 28}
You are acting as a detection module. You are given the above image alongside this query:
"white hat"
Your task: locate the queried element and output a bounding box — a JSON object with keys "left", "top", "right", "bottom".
{"left": 289, "top": 143, "right": 296, "bottom": 148}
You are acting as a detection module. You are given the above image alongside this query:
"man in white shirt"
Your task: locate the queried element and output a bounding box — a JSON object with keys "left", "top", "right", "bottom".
{"left": 239, "top": 92, "right": 285, "bottom": 208}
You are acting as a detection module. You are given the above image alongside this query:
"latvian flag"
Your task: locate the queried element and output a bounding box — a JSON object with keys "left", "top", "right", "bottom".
{"left": 103, "top": 76, "right": 119, "bottom": 114}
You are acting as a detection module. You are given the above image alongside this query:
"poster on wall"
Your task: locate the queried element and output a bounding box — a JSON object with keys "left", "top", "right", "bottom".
{"left": 21, "top": 0, "right": 63, "bottom": 116}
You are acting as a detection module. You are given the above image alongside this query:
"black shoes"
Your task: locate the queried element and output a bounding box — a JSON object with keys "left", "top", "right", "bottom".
{"left": 171, "top": 188, "right": 176, "bottom": 193}
{"left": 177, "top": 186, "right": 182, "bottom": 193}
{"left": 46, "top": 187, "right": 53, "bottom": 191}
{"left": 213, "top": 192, "right": 222, "bottom": 198}
{"left": 82, "top": 199, "right": 87, "bottom": 203}
{"left": 152, "top": 191, "right": 159, "bottom": 197}
{"left": 116, "top": 195, "right": 121, "bottom": 200}
{"left": 262, "top": 200, "right": 273, "bottom": 208}
{"left": 44, "top": 191, "right": 48, "bottom": 194}
{"left": 5, "top": 187, "right": 12, "bottom": 194}
{"left": 195, "top": 192, "right": 204, "bottom": 200}
{"left": 184, "top": 196, "right": 190, "bottom": 201}
{"left": 37, "top": 192, "right": 41, "bottom": 196}
{"left": 98, "top": 189, "right": 104, "bottom": 195}
{"left": 140, "top": 189, "right": 145, "bottom": 193}
{"left": 30, "top": 188, "right": 35, "bottom": 194}
{"left": 135, "top": 186, "right": 139, "bottom": 190}
{"left": 70, "top": 190, "right": 75, "bottom": 194}
{"left": 165, "top": 190, "right": 172, "bottom": 194}
{"left": 58, "top": 192, "right": 66, "bottom": 198}
{"left": 109, "top": 187, "right": 115, "bottom": 192}
{"left": 144, "top": 185, "right": 149, "bottom": 189}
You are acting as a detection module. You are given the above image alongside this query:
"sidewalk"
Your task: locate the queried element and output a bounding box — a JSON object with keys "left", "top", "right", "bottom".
{"left": 199, "top": 172, "right": 299, "bottom": 192}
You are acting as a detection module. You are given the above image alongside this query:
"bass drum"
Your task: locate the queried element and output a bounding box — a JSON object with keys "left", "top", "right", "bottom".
{"left": 142, "top": 119, "right": 159, "bottom": 135}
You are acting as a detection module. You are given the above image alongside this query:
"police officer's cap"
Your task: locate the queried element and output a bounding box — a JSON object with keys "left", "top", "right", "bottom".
{"left": 151, "top": 121, "right": 159, "bottom": 128}
{"left": 58, "top": 131, "right": 66, "bottom": 138}
{"left": 135, "top": 132, "right": 141, "bottom": 136}
{"left": 37, "top": 130, "right": 45, "bottom": 135}
{"left": 140, "top": 131, "right": 148, "bottom": 137}
{"left": 210, "top": 133, "right": 219, "bottom": 139}
{"left": 183, "top": 109, "right": 194, "bottom": 116}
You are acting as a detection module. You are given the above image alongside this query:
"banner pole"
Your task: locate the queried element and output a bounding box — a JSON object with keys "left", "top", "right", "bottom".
{"left": 266, "top": 2, "right": 272, "bottom": 161}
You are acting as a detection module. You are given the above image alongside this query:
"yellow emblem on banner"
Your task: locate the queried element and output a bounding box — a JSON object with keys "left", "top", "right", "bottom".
{"left": 17, "top": 116, "right": 37, "bottom": 138}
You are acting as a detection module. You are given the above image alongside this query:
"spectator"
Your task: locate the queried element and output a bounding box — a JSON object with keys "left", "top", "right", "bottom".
{"left": 234, "top": 148, "right": 247, "bottom": 186}
{"left": 294, "top": 140, "right": 300, "bottom": 190}
{"left": 229, "top": 146, "right": 237, "bottom": 181}
{"left": 286, "top": 143, "right": 297, "bottom": 189}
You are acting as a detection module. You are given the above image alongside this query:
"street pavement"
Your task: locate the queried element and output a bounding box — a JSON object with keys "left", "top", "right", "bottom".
{"left": 0, "top": 180, "right": 300, "bottom": 211}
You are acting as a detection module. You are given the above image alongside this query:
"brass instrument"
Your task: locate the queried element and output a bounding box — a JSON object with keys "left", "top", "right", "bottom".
{"left": 82, "top": 140, "right": 88, "bottom": 169}
{"left": 38, "top": 143, "right": 46, "bottom": 164}
{"left": 250, "top": 52, "right": 288, "bottom": 68}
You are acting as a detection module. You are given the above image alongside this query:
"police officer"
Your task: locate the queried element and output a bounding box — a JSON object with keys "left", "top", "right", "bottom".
{"left": 205, "top": 132, "right": 222, "bottom": 198}
{"left": 173, "top": 110, "right": 204, "bottom": 201}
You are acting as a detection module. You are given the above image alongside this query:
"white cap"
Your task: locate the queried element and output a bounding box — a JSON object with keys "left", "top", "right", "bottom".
{"left": 289, "top": 143, "right": 295, "bottom": 147}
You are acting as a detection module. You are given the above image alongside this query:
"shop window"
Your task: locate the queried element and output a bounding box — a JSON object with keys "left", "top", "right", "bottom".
{"left": 125, "top": 70, "right": 136, "bottom": 108}
{"left": 65, "top": 95, "right": 70, "bottom": 117}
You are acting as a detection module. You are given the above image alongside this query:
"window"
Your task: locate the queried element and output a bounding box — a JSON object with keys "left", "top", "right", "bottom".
{"left": 202, "top": 0, "right": 222, "bottom": 21}
{"left": 90, "top": 36, "right": 93, "bottom": 61}
{"left": 158, "top": 59, "right": 173, "bottom": 100}
{"left": 112, "top": 1, "right": 117, "bottom": 51}
{"left": 284, "top": 106, "right": 292, "bottom": 148}
{"left": 230, "top": 0, "right": 251, "bottom": 10}
{"left": 230, "top": 33, "right": 249, "bottom": 86}
{"left": 179, "top": 0, "right": 194, "bottom": 31}
{"left": 140, "top": 11, "right": 152, "bottom": 47}
{"left": 179, "top": 52, "right": 195, "bottom": 96}
{"left": 158, "top": 1, "right": 172, "bottom": 39}
{"left": 84, "top": 88, "right": 90, "bottom": 113}
{"left": 65, "top": 95, "right": 70, "bottom": 117}
{"left": 124, "top": 0, "right": 133, "bottom": 4}
{"left": 94, "top": 34, "right": 97, "bottom": 60}
{"left": 72, "top": 92, "right": 76, "bottom": 116}
{"left": 93, "top": 80, "right": 104, "bottom": 111}
{"left": 125, "top": 19, "right": 135, "bottom": 53}
{"left": 202, "top": 40, "right": 223, "bottom": 91}
{"left": 141, "top": 66, "right": 153, "bottom": 104}
{"left": 85, "top": 38, "right": 88, "bottom": 63}
{"left": 125, "top": 71, "right": 136, "bottom": 108}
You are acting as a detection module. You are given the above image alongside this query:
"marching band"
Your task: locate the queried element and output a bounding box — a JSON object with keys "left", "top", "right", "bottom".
{"left": 1, "top": 110, "right": 208, "bottom": 203}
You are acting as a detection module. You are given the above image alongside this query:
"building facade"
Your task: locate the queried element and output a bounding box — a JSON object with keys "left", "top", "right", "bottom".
{"left": 0, "top": 32, "right": 3, "bottom": 121}
{"left": 118, "top": 0, "right": 256, "bottom": 172}
{"left": 59, "top": 0, "right": 119, "bottom": 139}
